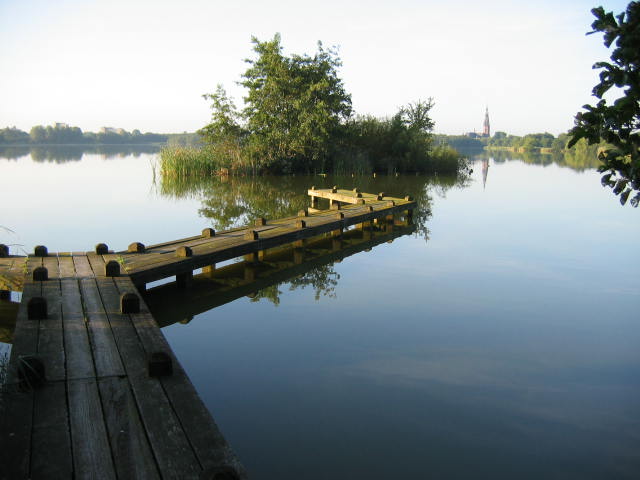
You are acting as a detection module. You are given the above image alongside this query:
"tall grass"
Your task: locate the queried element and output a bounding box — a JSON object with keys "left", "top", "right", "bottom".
{"left": 428, "top": 145, "right": 466, "bottom": 175}
{"left": 160, "top": 143, "right": 465, "bottom": 177}
{"left": 159, "top": 146, "right": 220, "bottom": 178}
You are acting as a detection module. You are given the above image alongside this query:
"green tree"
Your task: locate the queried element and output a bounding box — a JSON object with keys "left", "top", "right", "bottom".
{"left": 569, "top": 2, "right": 640, "bottom": 206}
{"left": 239, "top": 34, "right": 352, "bottom": 172}
{"left": 29, "top": 125, "right": 47, "bottom": 143}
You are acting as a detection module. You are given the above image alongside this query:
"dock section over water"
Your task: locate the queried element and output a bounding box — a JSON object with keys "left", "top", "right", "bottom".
{"left": 1, "top": 252, "right": 245, "bottom": 480}
{"left": 0, "top": 187, "right": 416, "bottom": 479}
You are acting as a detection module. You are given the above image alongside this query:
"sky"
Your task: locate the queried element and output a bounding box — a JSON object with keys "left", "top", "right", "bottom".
{"left": 0, "top": 0, "right": 631, "bottom": 136}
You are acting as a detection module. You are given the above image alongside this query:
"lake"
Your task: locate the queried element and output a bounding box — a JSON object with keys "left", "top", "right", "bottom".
{"left": 1, "top": 146, "right": 639, "bottom": 479}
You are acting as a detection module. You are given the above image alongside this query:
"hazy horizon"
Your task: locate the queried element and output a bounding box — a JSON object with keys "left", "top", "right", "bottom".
{"left": 0, "top": 0, "right": 631, "bottom": 136}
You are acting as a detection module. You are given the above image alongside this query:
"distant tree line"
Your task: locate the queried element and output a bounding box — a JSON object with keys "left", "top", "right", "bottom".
{"left": 162, "top": 34, "right": 462, "bottom": 176}
{"left": 0, "top": 123, "right": 168, "bottom": 145}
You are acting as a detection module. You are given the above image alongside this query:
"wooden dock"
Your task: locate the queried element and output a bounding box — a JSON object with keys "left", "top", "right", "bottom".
{"left": 0, "top": 187, "right": 415, "bottom": 479}
{"left": 146, "top": 220, "right": 415, "bottom": 327}
{"left": 1, "top": 253, "right": 245, "bottom": 480}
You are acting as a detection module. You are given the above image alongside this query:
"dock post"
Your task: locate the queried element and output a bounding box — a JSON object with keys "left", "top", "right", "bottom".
{"left": 202, "top": 264, "right": 216, "bottom": 274}
{"left": 244, "top": 264, "right": 257, "bottom": 282}
{"left": 244, "top": 252, "right": 260, "bottom": 263}
{"left": 405, "top": 196, "right": 414, "bottom": 223}
{"left": 105, "top": 260, "right": 120, "bottom": 277}
{"left": 332, "top": 212, "right": 344, "bottom": 238}
{"left": 293, "top": 247, "right": 304, "bottom": 265}
{"left": 28, "top": 297, "right": 47, "bottom": 319}
{"left": 33, "top": 266, "right": 48, "bottom": 282}
{"left": 120, "top": 293, "right": 140, "bottom": 314}
{"left": 176, "top": 271, "right": 193, "bottom": 288}
{"left": 310, "top": 186, "right": 318, "bottom": 208}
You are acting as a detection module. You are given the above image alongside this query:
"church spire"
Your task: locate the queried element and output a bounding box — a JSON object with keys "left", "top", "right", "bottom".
{"left": 482, "top": 106, "right": 490, "bottom": 137}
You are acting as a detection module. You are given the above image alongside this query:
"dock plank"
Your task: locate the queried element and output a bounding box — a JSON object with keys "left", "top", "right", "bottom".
{"left": 97, "top": 376, "right": 161, "bottom": 480}
{"left": 68, "top": 378, "right": 117, "bottom": 479}
{"left": 31, "top": 254, "right": 73, "bottom": 479}
{"left": 31, "top": 382, "right": 73, "bottom": 479}
{"left": 98, "top": 276, "right": 202, "bottom": 478}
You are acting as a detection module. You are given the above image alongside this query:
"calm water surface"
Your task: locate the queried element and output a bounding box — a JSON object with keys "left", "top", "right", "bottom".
{"left": 1, "top": 147, "right": 638, "bottom": 479}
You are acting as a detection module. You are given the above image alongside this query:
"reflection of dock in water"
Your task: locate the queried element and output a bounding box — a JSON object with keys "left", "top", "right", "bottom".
{"left": 0, "top": 187, "right": 415, "bottom": 479}
{"left": 146, "top": 219, "right": 415, "bottom": 327}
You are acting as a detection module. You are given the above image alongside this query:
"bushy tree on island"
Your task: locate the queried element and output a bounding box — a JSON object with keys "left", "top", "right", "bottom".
{"left": 197, "top": 34, "right": 457, "bottom": 175}
{"left": 199, "top": 34, "right": 352, "bottom": 173}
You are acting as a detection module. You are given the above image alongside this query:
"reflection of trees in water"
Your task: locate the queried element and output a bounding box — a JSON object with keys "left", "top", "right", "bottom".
{"left": 248, "top": 265, "right": 339, "bottom": 306}
{"left": 0, "top": 146, "right": 31, "bottom": 161}
{"left": 0, "top": 145, "right": 161, "bottom": 163}
{"left": 479, "top": 148, "right": 601, "bottom": 171}
{"left": 159, "top": 173, "right": 470, "bottom": 242}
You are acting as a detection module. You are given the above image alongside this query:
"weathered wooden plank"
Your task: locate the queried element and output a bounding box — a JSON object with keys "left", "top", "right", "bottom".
{"left": 29, "top": 255, "right": 73, "bottom": 478}
{"left": 61, "top": 274, "right": 95, "bottom": 380}
{"left": 72, "top": 254, "right": 95, "bottom": 278}
{"left": 98, "top": 277, "right": 202, "bottom": 477}
{"left": 97, "top": 376, "right": 161, "bottom": 480}
{"left": 86, "top": 252, "right": 106, "bottom": 277}
{"left": 79, "top": 278, "right": 125, "bottom": 378}
{"left": 0, "top": 389, "right": 34, "bottom": 479}
{"left": 31, "top": 381, "right": 73, "bottom": 479}
{"left": 307, "top": 188, "right": 407, "bottom": 205}
{"left": 58, "top": 255, "right": 76, "bottom": 279}
{"left": 68, "top": 378, "right": 117, "bottom": 479}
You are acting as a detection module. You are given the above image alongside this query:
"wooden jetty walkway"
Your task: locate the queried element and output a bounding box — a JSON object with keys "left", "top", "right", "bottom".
{"left": 146, "top": 220, "right": 415, "bottom": 327}
{"left": 0, "top": 187, "right": 415, "bottom": 479}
